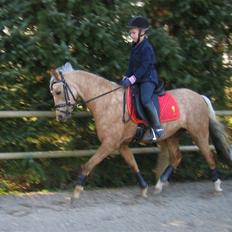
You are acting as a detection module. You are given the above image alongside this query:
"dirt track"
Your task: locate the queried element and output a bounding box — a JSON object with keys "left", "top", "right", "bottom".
{"left": 0, "top": 180, "right": 232, "bottom": 232}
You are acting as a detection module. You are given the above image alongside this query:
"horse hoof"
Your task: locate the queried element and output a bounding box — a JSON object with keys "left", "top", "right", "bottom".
{"left": 163, "top": 181, "right": 169, "bottom": 187}
{"left": 71, "top": 185, "right": 83, "bottom": 203}
{"left": 214, "top": 179, "right": 223, "bottom": 192}
{"left": 141, "top": 186, "right": 148, "bottom": 198}
{"left": 154, "top": 188, "right": 162, "bottom": 194}
{"left": 154, "top": 179, "right": 164, "bottom": 194}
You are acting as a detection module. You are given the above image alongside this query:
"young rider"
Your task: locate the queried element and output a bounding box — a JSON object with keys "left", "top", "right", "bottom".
{"left": 121, "top": 16, "right": 164, "bottom": 141}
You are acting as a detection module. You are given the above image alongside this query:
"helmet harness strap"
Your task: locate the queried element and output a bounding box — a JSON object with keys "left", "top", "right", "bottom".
{"left": 136, "top": 28, "right": 146, "bottom": 44}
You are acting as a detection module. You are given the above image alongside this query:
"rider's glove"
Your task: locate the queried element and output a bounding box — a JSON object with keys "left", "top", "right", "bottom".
{"left": 120, "top": 75, "right": 136, "bottom": 88}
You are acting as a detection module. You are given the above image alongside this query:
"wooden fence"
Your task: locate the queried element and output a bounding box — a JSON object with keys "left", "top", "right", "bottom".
{"left": 0, "top": 111, "right": 231, "bottom": 160}
{"left": 0, "top": 110, "right": 231, "bottom": 118}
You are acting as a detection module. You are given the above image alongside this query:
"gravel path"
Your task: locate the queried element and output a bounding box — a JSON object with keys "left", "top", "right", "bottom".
{"left": 0, "top": 180, "right": 232, "bottom": 232}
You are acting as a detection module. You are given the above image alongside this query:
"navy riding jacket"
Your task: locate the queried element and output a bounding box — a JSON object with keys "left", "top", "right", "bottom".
{"left": 125, "top": 38, "right": 159, "bottom": 85}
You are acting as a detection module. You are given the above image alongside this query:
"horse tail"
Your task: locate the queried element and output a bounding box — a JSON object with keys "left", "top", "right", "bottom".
{"left": 202, "top": 95, "right": 232, "bottom": 167}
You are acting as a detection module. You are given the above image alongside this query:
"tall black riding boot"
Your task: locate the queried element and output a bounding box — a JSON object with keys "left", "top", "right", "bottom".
{"left": 143, "top": 101, "right": 164, "bottom": 141}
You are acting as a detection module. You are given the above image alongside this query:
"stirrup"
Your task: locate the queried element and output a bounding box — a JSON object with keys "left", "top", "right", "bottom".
{"left": 143, "top": 128, "right": 164, "bottom": 142}
{"left": 151, "top": 128, "right": 157, "bottom": 141}
{"left": 142, "top": 128, "right": 157, "bottom": 142}
{"left": 155, "top": 128, "right": 164, "bottom": 138}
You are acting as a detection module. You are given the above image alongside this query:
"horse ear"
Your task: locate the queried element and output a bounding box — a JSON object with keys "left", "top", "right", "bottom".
{"left": 49, "top": 69, "right": 61, "bottom": 81}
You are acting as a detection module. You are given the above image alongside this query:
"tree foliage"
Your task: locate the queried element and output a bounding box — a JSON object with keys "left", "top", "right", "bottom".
{"left": 0, "top": 0, "right": 231, "bottom": 192}
{"left": 146, "top": 0, "right": 232, "bottom": 105}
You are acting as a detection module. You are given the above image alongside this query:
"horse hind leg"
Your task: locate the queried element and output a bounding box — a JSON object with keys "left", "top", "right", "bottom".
{"left": 190, "top": 132, "right": 223, "bottom": 192}
{"left": 154, "top": 135, "right": 182, "bottom": 194}
{"left": 153, "top": 141, "right": 169, "bottom": 194}
{"left": 153, "top": 141, "right": 170, "bottom": 179}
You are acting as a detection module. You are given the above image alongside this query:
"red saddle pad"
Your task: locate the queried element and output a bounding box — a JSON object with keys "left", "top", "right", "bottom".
{"left": 126, "top": 87, "right": 180, "bottom": 125}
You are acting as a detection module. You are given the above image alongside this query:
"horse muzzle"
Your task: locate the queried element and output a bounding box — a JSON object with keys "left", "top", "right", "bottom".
{"left": 56, "top": 112, "right": 72, "bottom": 122}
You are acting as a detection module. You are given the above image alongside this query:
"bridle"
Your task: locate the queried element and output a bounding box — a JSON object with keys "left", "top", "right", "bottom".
{"left": 50, "top": 71, "right": 122, "bottom": 115}
{"left": 50, "top": 71, "right": 77, "bottom": 115}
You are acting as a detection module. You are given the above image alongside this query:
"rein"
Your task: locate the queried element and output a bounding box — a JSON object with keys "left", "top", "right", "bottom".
{"left": 84, "top": 85, "right": 130, "bottom": 123}
{"left": 51, "top": 72, "right": 126, "bottom": 120}
{"left": 84, "top": 86, "right": 122, "bottom": 104}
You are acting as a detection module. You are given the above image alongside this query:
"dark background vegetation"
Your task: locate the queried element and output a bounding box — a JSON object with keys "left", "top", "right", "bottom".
{"left": 0, "top": 0, "right": 231, "bottom": 193}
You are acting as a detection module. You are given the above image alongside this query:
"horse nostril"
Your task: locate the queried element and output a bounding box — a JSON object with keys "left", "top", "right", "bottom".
{"left": 58, "top": 114, "right": 63, "bottom": 121}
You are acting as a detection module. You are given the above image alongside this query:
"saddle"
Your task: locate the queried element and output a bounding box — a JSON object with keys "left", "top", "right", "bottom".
{"left": 126, "top": 84, "right": 180, "bottom": 142}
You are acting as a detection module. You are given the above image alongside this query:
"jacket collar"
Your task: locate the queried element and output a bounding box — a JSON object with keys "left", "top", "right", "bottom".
{"left": 132, "top": 37, "right": 148, "bottom": 50}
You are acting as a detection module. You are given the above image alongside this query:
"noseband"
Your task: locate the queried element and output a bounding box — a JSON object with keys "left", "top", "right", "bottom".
{"left": 51, "top": 71, "right": 77, "bottom": 114}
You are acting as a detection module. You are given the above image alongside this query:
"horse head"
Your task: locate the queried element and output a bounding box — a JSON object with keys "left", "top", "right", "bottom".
{"left": 49, "top": 63, "right": 77, "bottom": 122}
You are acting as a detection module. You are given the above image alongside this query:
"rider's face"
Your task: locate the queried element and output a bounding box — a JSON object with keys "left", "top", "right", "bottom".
{"left": 129, "top": 28, "right": 139, "bottom": 43}
{"left": 129, "top": 28, "right": 145, "bottom": 43}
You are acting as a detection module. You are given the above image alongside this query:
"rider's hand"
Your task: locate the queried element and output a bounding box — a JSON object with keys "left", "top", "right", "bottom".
{"left": 120, "top": 78, "right": 131, "bottom": 88}
{"left": 120, "top": 75, "right": 136, "bottom": 88}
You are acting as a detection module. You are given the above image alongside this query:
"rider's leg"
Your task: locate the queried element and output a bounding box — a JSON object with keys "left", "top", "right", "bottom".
{"left": 140, "top": 82, "right": 164, "bottom": 141}
{"left": 144, "top": 102, "right": 164, "bottom": 140}
{"left": 153, "top": 93, "right": 160, "bottom": 117}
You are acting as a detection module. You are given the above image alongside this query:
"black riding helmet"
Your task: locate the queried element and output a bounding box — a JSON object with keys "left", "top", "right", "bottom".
{"left": 128, "top": 16, "right": 150, "bottom": 30}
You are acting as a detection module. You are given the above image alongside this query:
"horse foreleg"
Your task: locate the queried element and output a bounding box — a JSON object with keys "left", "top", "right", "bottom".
{"left": 120, "top": 144, "right": 148, "bottom": 197}
{"left": 72, "top": 141, "right": 117, "bottom": 201}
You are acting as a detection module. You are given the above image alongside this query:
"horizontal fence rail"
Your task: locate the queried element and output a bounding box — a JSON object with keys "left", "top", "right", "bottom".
{"left": 0, "top": 111, "right": 231, "bottom": 160}
{"left": 0, "top": 110, "right": 231, "bottom": 118}
{"left": 0, "top": 111, "right": 90, "bottom": 118}
{"left": 0, "top": 145, "right": 216, "bottom": 160}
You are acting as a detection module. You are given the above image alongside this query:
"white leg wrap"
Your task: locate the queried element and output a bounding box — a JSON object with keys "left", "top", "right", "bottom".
{"left": 154, "top": 179, "right": 164, "bottom": 194}
{"left": 72, "top": 185, "right": 84, "bottom": 200}
{"left": 214, "top": 179, "right": 223, "bottom": 192}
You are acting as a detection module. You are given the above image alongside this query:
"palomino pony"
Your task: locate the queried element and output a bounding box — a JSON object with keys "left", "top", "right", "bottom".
{"left": 49, "top": 68, "right": 232, "bottom": 200}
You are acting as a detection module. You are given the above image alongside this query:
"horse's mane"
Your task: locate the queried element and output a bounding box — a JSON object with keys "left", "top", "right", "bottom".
{"left": 74, "top": 70, "right": 119, "bottom": 89}
{"left": 49, "top": 62, "right": 75, "bottom": 89}
{"left": 49, "top": 62, "right": 119, "bottom": 90}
